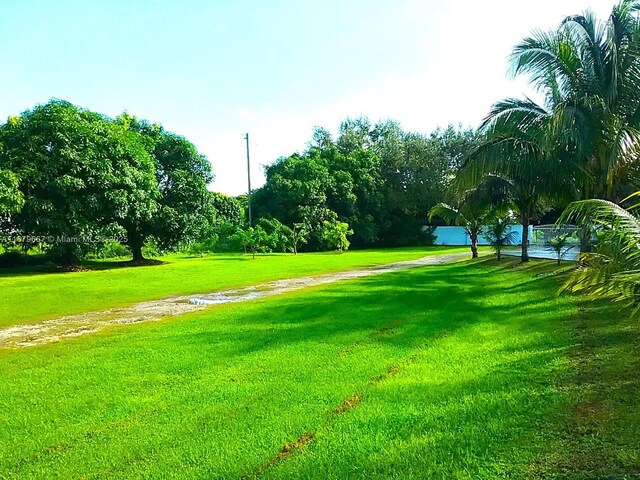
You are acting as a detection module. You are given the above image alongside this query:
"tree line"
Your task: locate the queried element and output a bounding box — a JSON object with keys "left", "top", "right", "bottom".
{"left": 0, "top": 100, "right": 240, "bottom": 264}
{"left": 0, "top": 99, "right": 477, "bottom": 264}
{"left": 251, "top": 118, "right": 476, "bottom": 250}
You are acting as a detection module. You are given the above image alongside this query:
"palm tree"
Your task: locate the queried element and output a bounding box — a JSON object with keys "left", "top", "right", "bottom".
{"left": 480, "top": 1, "right": 640, "bottom": 201}
{"left": 548, "top": 233, "right": 572, "bottom": 265}
{"left": 429, "top": 189, "right": 491, "bottom": 259}
{"left": 559, "top": 193, "right": 640, "bottom": 312}
{"left": 483, "top": 216, "right": 517, "bottom": 261}
{"left": 517, "top": 1, "right": 640, "bottom": 200}
{"left": 461, "top": 1, "right": 640, "bottom": 262}
{"left": 458, "top": 146, "right": 564, "bottom": 262}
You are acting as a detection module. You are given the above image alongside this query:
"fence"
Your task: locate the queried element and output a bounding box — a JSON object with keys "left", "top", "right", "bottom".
{"left": 431, "top": 224, "right": 581, "bottom": 261}
{"left": 432, "top": 225, "right": 531, "bottom": 246}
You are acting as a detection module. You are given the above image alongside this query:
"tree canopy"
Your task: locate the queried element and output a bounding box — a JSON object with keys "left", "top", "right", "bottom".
{"left": 0, "top": 100, "right": 213, "bottom": 263}
{"left": 252, "top": 118, "right": 476, "bottom": 250}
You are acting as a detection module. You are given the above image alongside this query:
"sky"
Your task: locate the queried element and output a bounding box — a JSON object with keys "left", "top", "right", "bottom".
{"left": 0, "top": 0, "right": 618, "bottom": 195}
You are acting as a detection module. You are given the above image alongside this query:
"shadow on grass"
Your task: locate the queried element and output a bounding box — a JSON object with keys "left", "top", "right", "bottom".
{"left": 170, "top": 259, "right": 567, "bottom": 361}
{"left": 528, "top": 297, "right": 640, "bottom": 479}
{"left": 1, "top": 258, "right": 602, "bottom": 479}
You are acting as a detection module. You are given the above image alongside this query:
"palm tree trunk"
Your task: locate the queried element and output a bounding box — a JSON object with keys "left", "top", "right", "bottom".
{"left": 521, "top": 213, "right": 530, "bottom": 263}
{"left": 470, "top": 232, "right": 479, "bottom": 258}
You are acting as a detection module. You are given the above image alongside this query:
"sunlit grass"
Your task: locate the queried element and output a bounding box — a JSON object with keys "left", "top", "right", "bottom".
{"left": 3, "top": 259, "right": 635, "bottom": 478}
{"left": 0, "top": 246, "right": 467, "bottom": 327}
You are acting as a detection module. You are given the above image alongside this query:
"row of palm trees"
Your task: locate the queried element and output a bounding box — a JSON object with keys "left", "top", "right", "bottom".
{"left": 431, "top": 0, "right": 640, "bottom": 308}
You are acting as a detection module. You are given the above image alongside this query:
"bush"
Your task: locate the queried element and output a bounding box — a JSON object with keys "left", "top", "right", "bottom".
{"left": 89, "top": 240, "right": 131, "bottom": 260}
{"left": 0, "top": 249, "right": 26, "bottom": 268}
{"left": 142, "top": 238, "right": 161, "bottom": 258}
{"left": 188, "top": 235, "right": 219, "bottom": 257}
{"left": 0, "top": 249, "right": 49, "bottom": 268}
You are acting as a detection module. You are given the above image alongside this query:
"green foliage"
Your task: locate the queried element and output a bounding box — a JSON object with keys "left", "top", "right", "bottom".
{"left": 420, "top": 225, "right": 438, "bottom": 246}
{"left": 429, "top": 186, "right": 493, "bottom": 258}
{"left": 0, "top": 100, "right": 158, "bottom": 264}
{"left": 257, "top": 217, "right": 293, "bottom": 252}
{"left": 503, "top": 1, "right": 640, "bottom": 201}
{"left": 0, "top": 169, "right": 24, "bottom": 216}
{"left": 460, "top": 1, "right": 640, "bottom": 262}
{"left": 210, "top": 220, "right": 242, "bottom": 252}
{"left": 230, "top": 226, "right": 270, "bottom": 258}
{"left": 252, "top": 118, "right": 476, "bottom": 249}
{"left": 290, "top": 222, "right": 310, "bottom": 255}
{"left": 548, "top": 233, "right": 571, "bottom": 265}
{"left": 209, "top": 192, "right": 244, "bottom": 227}
{"left": 187, "top": 234, "right": 219, "bottom": 257}
{"left": 88, "top": 240, "right": 131, "bottom": 260}
{"left": 482, "top": 216, "right": 517, "bottom": 261}
{"left": 0, "top": 248, "right": 28, "bottom": 268}
{"left": 559, "top": 194, "right": 640, "bottom": 313}
{"left": 119, "top": 115, "right": 214, "bottom": 261}
{"left": 321, "top": 219, "right": 353, "bottom": 252}
{"left": 141, "top": 238, "right": 161, "bottom": 259}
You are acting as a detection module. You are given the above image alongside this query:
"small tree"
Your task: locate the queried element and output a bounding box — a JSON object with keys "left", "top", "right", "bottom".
{"left": 291, "top": 223, "right": 309, "bottom": 255}
{"left": 231, "top": 226, "right": 269, "bottom": 259}
{"left": 548, "top": 233, "right": 571, "bottom": 266}
{"left": 483, "top": 216, "right": 516, "bottom": 261}
{"left": 258, "top": 218, "right": 292, "bottom": 252}
{"left": 322, "top": 220, "right": 353, "bottom": 252}
{"left": 429, "top": 196, "right": 490, "bottom": 259}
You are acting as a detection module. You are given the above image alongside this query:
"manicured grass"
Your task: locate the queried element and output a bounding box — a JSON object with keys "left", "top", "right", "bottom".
{"left": 2, "top": 259, "right": 636, "bottom": 478}
{"left": 0, "top": 246, "right": 466, "bottom": 327}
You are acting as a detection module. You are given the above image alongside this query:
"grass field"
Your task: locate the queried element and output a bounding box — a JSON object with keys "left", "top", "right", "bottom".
{"left": 0, "top": 246, "right": 466, "bottom": 328}
{"left": 1, "top": 257, "right": 637, "bottom": 479}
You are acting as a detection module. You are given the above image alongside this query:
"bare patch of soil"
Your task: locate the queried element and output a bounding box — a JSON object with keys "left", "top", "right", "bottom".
{"left": 246, "top": 432, "right": 315, "bottom": 479}
{"left": 334, "top": 394, "right": 362, "bottom": 414}
{"left": 0, "top": 252, "right": 472, "bottom": 348}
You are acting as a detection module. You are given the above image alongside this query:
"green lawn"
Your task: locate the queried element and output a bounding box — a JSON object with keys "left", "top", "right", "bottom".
{"left": 0, "top": 246, "right": 466, "bottom": 328}
{"left": 1, "top": 258, "right": 637, "bottom": 479}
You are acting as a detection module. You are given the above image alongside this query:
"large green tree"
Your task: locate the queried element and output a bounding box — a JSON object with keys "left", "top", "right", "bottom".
{"left": 373, "top": 121, "right": 476, "bottom": 245}
{"left": 0, "top": 100, "right": 157, "bottom": 263}
{"left": 118, "top": 115, "right": 213, "bottom": 261}
{"left": 0, "top": 170, "right": 24, "bottom": 216}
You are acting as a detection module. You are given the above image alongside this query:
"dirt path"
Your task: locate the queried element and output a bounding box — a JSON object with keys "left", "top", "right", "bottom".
{"left": 0, "top": 252, "right": 472, "bottom": 348}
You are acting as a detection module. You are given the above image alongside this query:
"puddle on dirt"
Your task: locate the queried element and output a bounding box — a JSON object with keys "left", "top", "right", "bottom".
{"left": 0, "top": 252, "right": 471, "bottom": 348}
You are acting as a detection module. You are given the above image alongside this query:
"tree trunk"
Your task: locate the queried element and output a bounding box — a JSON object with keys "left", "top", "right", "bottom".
{"left": 131, "top": 242, "right": 145, "bottom": 263}
{"left": 521, "top": 213, "right": 530, "bottom": 263}
{"left": 470, "top": 232, "right": 478, "bottom": 259}
{"left": 128, "top": 229, "right": 145, "bottom": 263}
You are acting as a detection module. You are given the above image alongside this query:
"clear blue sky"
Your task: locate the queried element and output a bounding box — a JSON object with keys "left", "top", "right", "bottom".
{"left": 0, "top": 0, "right": 616, "bottom": 194}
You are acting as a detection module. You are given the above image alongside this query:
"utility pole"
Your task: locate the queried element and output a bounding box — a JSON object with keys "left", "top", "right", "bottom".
{"left": 244, "top": 133, "right": 252, "bottom": 226}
